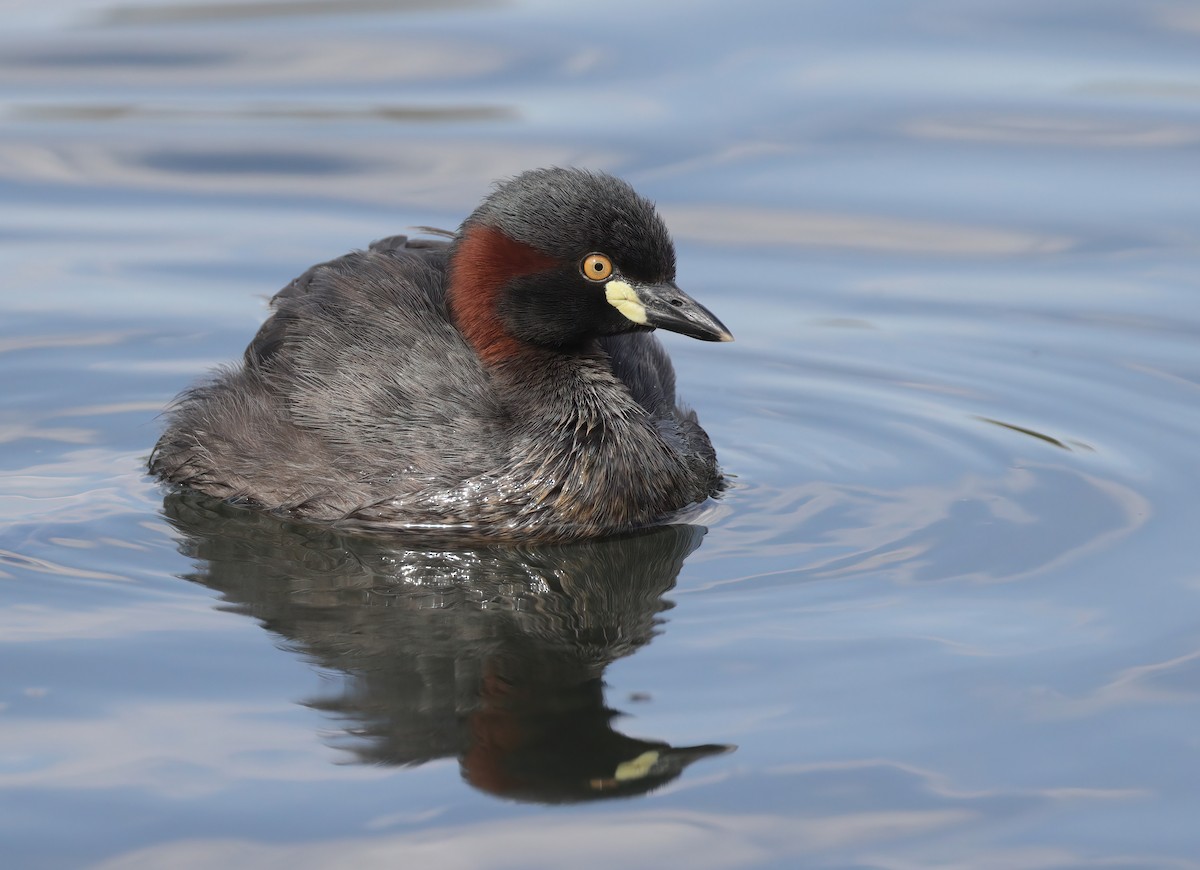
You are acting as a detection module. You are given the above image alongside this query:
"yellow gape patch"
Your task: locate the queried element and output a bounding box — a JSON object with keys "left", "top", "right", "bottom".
{"left": 588, "top": 750, "right": 662, "bottom": 790}
{"left": 604, "top": 280, "right": 648, "bottom": 325}
{"left": 614, "top": 750, "right": 660, "bottom": 781}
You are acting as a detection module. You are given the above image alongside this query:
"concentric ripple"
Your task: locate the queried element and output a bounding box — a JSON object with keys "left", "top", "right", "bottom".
{"left": 675, "top": 253, "right": 1198, "bottom": 594}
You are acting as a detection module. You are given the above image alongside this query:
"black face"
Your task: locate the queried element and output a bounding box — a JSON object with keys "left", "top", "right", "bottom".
{"left": 497, "top": 258, "right": 651, "bottom": 351}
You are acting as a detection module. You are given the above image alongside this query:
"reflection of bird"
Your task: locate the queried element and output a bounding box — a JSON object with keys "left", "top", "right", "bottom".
{"left": 165, "top": 491, "right": 734, "bottom": 804}
{"left": 151, "top": 168, "right": 732, "bottom": 542}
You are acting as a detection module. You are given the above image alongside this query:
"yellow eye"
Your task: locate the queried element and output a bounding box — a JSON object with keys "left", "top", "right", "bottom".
{"left": 581, "top": 253, "right": 614, "bottom": 282}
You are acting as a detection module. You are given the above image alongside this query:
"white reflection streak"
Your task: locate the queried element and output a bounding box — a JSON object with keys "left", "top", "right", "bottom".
{"left": 0, "top": 422, "right": 95, "bottom": 445}
{"left": 903, "top": 116, "right": 1200, "bottom": 148}
{"left": 0, "top": 602, "right": 218, "bottom": 643}
{"left": 1028, "top": 647, "right": 1200, "bottom": 719}
{"left": 0, "top": 331, "right": 134, "bottom": 354}
{"left": 660, "top": 205, "right": 1072, "bottom": 256}
{"left": 89, "top": 808, "right": 975, "bottom": 870}
{"left": 770, "top": 758, "right": 1148, "bottom": 803}
{"left": 0, "top": 141, "right": 622, "bottom": 212}
{"left": 0, "top": 699, "right": 375, "bottom": 797}
{"left": 865, "top": 846, "right": 1200, "bottom": 870}
{"left": 0, "top": 37, "right": 508, "bottom": 86}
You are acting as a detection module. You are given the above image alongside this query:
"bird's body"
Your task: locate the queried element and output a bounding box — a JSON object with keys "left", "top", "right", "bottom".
{"left": 151, "top": 169, "right": 731, "bottom": 542}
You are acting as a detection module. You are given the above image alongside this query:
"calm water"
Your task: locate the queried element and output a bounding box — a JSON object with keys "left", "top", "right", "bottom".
{"left": 4, "top": 1, "right": 1200, "bottom": 867}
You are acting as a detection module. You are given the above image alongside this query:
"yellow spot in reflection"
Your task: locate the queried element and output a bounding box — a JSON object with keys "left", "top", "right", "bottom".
{"left": 604, "top": 280, "right": 647, "bottom": 325}
{"left": 614, "top": 750, "right": 660, "bottom": 781}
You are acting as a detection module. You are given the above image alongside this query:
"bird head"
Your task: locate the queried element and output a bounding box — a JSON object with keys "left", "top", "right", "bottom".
{"left": 449, "top": 168, "right": 732, "bottom": 364}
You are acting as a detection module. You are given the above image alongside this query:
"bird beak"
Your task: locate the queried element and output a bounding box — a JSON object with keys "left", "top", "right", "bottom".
{"left": 605, "top": 279, "right": 733, "bottom": 342}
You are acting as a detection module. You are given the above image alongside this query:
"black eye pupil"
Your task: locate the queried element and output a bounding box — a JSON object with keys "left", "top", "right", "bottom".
{"left": 593, "top": 263, "right": 602, "bottom": 271}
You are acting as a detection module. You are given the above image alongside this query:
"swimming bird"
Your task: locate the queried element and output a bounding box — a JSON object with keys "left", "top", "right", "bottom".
{"left": 150, "top": 168, "right": 732, "bottom": 541}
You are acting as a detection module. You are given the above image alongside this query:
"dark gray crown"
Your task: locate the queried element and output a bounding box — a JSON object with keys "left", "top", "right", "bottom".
{"left": 462, "top": 167, "right": 676, "bottom": 283}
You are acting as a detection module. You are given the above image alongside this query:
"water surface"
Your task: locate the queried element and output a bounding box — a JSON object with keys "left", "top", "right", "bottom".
{"left": 4, "top": 1, "right": 1200, "bottom": 867}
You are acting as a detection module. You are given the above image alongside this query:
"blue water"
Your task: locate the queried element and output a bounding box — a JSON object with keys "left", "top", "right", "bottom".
{"left": 4, "top": 1, "right": 1200, "bottom": 867}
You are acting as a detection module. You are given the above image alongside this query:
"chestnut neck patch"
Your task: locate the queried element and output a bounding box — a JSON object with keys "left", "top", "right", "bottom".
{"left": 448, "top": 225, "right": 558, "bottom": 366}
